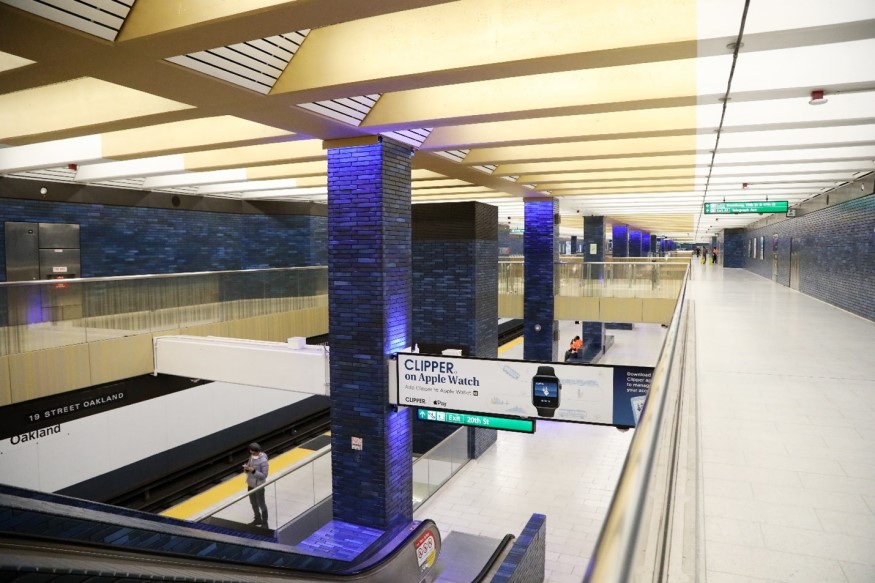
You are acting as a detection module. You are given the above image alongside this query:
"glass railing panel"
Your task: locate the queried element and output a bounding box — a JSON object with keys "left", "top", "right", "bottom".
{"left": 198, "top": 446, "right": 332, "bottom": 530}
{"left": 0, "top": 267, "right": 330, "bottom": 357}
{"left": 412, "top": 427, "right": 469, "bottom": 511}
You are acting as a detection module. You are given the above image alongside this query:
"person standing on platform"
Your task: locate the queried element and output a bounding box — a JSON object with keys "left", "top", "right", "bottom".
{"left": 712, "top": 246, "right": 718, "bottom": 265}
{"left": 244, "top": 442, "right": 269, "bottom": 527}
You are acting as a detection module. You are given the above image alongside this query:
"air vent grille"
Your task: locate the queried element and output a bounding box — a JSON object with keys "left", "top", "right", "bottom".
{"left": 381, "top": 128, "right": 433, "bottom": 148}
{"left": 297, "top": 95, "right": 380, "bottom": 126}
{"left": 1, "top": 0, "right": 135, "bottom": 41}
{"left": 166, "top": 31, "right": 309, "bottom": 94}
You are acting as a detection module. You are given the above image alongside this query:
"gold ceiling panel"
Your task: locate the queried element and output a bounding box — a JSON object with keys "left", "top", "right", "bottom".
{"left": 119, "top": 0, "right": 292, "bottom": 40}
{"left": 184, "top": 140, "right": 325, "bottom": 171}
{"left": 363, "top": 58, "right": 699, "bottom": 128}
{"left": 0, "top": 50, "right": 33, "bottom": 74}
{"left": 101, "top": 116, "right": 291, "bottom": 159}
{"left": 274, "top": 0, "right": 695, "bottom": 96}
{"left": 465, "top": 135, "right": 699, "bottom": 166}
{"left": 423, "top": 106, "right": 703, "bottom": 150}
{"left": 538, "top": 179, "right": 698, "bottom": 191}
{"left": 247, "top": 160, "right": 327, "bottom": 180}
{"left": 493, "top": 155, "right": 703, "bottom": 176}
{"left": 549, "top": 185, "right": 697, "bottom": 196}
{"left": 520, "top": 168, "right": 702, "bottom": 184}
{"left": 0, "top": 78, "right": 193, "bottom": 142}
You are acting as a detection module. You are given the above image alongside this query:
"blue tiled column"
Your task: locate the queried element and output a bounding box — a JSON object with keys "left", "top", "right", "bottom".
{"left": 327, "top": 137, "right": 412, "bottom": 530}
{"left": 612, "top": 224, "right": 629, "bottom": 257}
{"left": 582, "top": 215, "right": 606, "bottom": 355}
{"left": 411, "top": 202, "right": 498, "bottom": 457}
{"left": 524, "top": 198, "right": 558, "bottom": 362}
{"left": 641, "top": 231, "right": 650, "bottom": 255}
{"left": 629, "top": 230, "right": 642, "bottom": 257}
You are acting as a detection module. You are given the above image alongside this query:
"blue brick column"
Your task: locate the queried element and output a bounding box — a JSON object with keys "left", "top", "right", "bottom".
{"left": 327, "top": 137, "right": 412, "bottom": 531}
{"left": 582, "top": 215, "right": 606, "bottom": 356}
{"left": 411, "top": 202, "right": 498, "bottom": 457}
{"left": 629, "top": 230, "right": 642, "bottom": 257}
{"left": 612, "top": 224, "right": 628, "bottom": 257}
{"left": 524, "top": 198, "right": 558, "bottom": 362}
{"left": 641, "top": 231, "right": 650, "bottom": 255}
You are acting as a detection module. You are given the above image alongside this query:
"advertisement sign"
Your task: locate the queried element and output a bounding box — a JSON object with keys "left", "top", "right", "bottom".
{"left": 396, "top": 354, "right": 652, "bottom": 427}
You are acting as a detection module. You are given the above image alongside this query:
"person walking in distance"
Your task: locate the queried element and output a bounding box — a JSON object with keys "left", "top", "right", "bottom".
{"left": 244, "top": 442, "right": 269, "bottom": 527}
{"left": 711, "top": 246, "right": 719, "bottom": 265}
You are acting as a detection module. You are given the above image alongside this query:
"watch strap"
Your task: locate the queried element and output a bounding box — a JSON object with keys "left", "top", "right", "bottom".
{"left": 536, "top": 407, "right": 556, "bottom": 417}
{"left": 536, "top": 365, "right": 555, "bottom": 375}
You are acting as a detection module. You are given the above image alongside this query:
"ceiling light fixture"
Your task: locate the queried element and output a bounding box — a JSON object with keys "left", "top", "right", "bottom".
{"left": 809, "top": 89, "right": 828, "bottom": 106}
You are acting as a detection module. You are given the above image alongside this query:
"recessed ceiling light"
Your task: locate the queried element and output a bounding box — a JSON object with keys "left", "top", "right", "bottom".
{"left": 809, "top": 89, "right": 828, "bottom": 106}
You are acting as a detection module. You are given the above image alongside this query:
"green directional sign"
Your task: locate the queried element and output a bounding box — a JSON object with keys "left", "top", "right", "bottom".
{"left": 417, "top": 408, "right": 535, "bottom": 434}
{"left": 704, "top": 201, "right": 789, "bottom": 214}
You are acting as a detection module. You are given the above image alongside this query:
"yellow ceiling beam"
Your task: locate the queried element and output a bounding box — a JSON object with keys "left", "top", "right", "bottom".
{"left": 494, "top": 155, "right": 704, "bottom": 176}
{"left": 465, "top": 135, "right": 699, "bottom": 166}
{"left": 273, "top": 0, "right": 695, "bottom": 98}
{"left": 0, "top": 78, "right": 193, "bottom": 142}
{"left": 101, "top": 116, "right": 291, "bottom": 159}
{"left": 411, "top": 169, "right": 448, "bottom": 181}
{"left": 0, "top": 50, "right": 33, "bottom": 74}
{"left": 119, "top": 0, "right": 455, "bottom": 53}
{"left": 412, "top": 179, "right": 477, "bottom": 189}
{"left": 184, "top": 140, "right": 325, "bottom": 171}
{"left": 423, "top": 106, "right": 706, "bottom": 150}
{"left": 362, "top": 58, "right": 700, "bottom": 129}
{"left": 412, "top": 186, "right": 494, "bottom": 196}
{"left": 548, "top": 185, "right": 697, "bottom": 195}
{"left": 246, "top": 160, "right": 327, "bottom": 180}
{"left": 520, "top": 168, "right": 702, "bottom": 184}
{"left": 538, "top": 178, "right": 698, "bottom": 191}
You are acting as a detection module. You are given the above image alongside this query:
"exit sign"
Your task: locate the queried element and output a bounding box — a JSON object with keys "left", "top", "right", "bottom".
{"left": 704, "top": 201, "right": 789, "bottom": 214}
{"left": 417, "top": 408, "right": 535, "bottom": 434}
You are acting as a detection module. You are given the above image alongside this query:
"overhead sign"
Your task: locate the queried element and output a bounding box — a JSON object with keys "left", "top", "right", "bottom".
{"left": 396, "top": 354, "right": 653, "bottom": 427}
{"left": 417, "top": 408, "right": 535, "bottom": 433}
{"left": 704, "top": 201, "right": 788, "bottom": 214}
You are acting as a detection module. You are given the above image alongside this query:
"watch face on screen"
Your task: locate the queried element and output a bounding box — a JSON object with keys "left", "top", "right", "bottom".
{"left": 532, "top": 377, "right": 560, "bottom": 409}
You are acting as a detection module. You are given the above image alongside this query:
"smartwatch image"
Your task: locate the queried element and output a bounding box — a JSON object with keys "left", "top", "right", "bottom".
{"left": 532, "top": 365, "right": 561, "bottom": 417}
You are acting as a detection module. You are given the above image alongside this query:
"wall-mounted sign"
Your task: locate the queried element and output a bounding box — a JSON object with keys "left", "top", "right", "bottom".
{"left": 704, "top": 201, "right": 789, "bottom": 214}
{"left": 589, "top": 243, "right": 598, "bottom": 255}
{"left": 416, "top": 408, "right": 535, "bottom": 433}
{"left": 510, "top": 227, "right": 525, "bottom": 235}
{"left": 395, "top": 354, "right": 653, "bottom": 427}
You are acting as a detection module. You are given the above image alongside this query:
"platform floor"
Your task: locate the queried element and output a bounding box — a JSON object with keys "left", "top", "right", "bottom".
{"left": 418, "top": 262, "right": 875, "bottom": 582}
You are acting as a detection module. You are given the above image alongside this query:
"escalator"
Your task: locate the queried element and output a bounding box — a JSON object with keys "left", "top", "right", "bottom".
{"left": 0, "top": 484, "right": 441, "bottom": 582}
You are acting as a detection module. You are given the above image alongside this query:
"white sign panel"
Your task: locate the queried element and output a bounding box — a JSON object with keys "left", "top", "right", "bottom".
{"left": 396, "top": 354, "right": 653, "bottom": 426}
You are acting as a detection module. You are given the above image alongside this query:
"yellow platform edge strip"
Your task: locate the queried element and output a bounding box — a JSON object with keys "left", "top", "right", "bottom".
{"left": 498, "top": 336, "right": 522, "bottom": 354}
{"left": 162, "top": 432, "right": 331, "bottom": 520}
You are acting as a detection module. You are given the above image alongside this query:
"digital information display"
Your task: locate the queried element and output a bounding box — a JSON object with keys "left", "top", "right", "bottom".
{"left": 417, "top": 408, "right": 535, "bottom": 434}
{"left": 704, "top": 201, "right": 789, "bottom": 214}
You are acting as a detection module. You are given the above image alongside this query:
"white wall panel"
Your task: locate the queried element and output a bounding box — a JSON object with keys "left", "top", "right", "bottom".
{"left": 0, "top": 382, "right": 309, "bottom": 492}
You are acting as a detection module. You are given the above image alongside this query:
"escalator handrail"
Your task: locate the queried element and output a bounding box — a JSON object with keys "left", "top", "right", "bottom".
{"left": 472, "top": 533, "right": 516, "bottom": 583}
{"left": 0, "top": 484, "right": 441, "bottom": 579}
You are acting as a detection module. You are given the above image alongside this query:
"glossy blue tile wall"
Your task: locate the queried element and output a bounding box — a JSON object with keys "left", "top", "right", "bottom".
{"left": 493, "top": 513, "right": 547, "bottom": 582}
{"left": 612, "top": 225, "right": 628, "bottom": 257}
{"left": 327, "top": 138, "right": 413, "bottom": 530}
{"left": 723, "top": 193, "right": 874, "bottom": 321}
{"left": 629, "top": 230, "right": 642, "bottom": 257}
{"left": 524, "top": 199, "right": 558, "bottom": 361}
{"left": 0, "top": 197, "right": 325, "bottom": 280}
{"left": 411, "top": 202, "right": 498, "bottom": 456}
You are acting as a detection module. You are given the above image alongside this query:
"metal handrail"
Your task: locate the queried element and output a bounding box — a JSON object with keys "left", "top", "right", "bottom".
{"left": 195, "top": 445, "right": 331, "bottom": 521}
{"left": 0, "top": 265, "right": 326, "bottom": 288}
{"left": 584, "top": 264, "right": 690, "bottom": 582}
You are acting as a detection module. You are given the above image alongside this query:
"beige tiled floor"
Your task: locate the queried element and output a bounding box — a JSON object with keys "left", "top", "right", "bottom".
{"left": 691, "top": 264, "right": 875, "bottom": 583}
{"left": 419, "top": 263, "right": 875, "bottom": 582}
{"left": 415, "top": 323, "right": 662, "bottom": 582}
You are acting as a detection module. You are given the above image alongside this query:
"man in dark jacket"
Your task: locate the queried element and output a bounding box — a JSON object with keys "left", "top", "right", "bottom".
{"left": 244, "top": 442, "right": 269, "bottom": 527}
